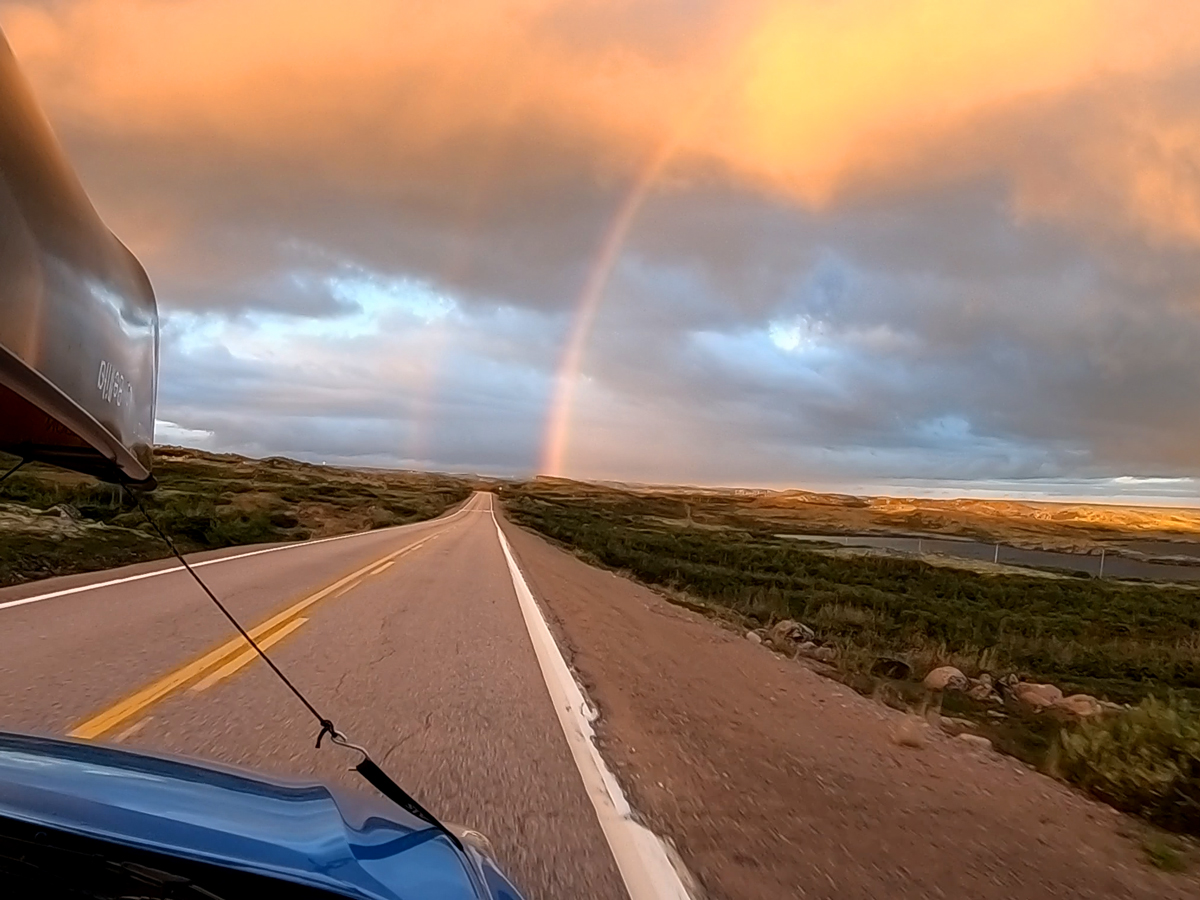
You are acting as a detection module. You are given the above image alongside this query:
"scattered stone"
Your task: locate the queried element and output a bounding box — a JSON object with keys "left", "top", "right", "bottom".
{"left": 794, "top": 643, "right": 837, "bottom": 663}
{"left": 1052, "top": 694, "right": 1104, "bottom": 719}
{"left": 744, "top": 631, "right": 762, "bottom": 644}
{"left": 771, "top": 619, "right": 815, "bottom": 643}
{"left": 892, "top": 715, "right": 927, "bottom": 748}
{"left": 967, "top": 674, "right": 1001, "bottom": 702}
{"left": 986, "top": 710, "right": 1008, "bottom": 719}
{"left": 939, "top": 715, "right": 975, "bottom": 734}
{"left": 1012, "top": 682, "right": 1063, "bottom": 711}
{"left": 956, "top": 733, "right": 993, "bottom": 751}
{"left": 923, "top": 666, "right": 969, "bottom": 692}
{"left": 870, "top": 658, "right": 912, "bottom": 680}
{"left": 43, "top": 503, "right": 81, "bottom": 520}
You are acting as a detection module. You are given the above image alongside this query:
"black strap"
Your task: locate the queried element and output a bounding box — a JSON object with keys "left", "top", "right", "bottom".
{"left": 355, "top": 758, "right": 463, "bottom": 851}
{"left": 132, "top": 490, "right": 462, "bottom": 853}
{"left": 0, "top": 457, "right": 27, "bottom": 488}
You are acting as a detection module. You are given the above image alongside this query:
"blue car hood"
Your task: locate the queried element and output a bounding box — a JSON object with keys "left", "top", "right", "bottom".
{"left": 0, "top": 731, "right": 517, "bottom": 900}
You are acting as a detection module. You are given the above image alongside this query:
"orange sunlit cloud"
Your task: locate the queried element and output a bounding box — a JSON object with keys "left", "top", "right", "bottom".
{"left": 7, "top": 0, "right": 1200, "bottom": 244}
{"left": 5, "top": 1, "right": 1200, "bottom": 487}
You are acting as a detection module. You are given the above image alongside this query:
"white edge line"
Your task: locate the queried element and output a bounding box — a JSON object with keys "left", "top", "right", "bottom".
{"left": 492, "top": 509, "right": 693, "bottom": 900}
{"left": 0, "top": 500, "right": 474, "bottom": 613}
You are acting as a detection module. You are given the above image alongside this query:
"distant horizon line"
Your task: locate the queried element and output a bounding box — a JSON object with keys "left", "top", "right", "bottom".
{"left": 151, "top": 443, "right": 1200, "bottom": 511}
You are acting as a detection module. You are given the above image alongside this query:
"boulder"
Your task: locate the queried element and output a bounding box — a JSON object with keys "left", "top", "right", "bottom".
{"left": 1052, "top": 694, "right": 1104, "bottom": 719}
{"left": 939, "top": 716, "right": 975, "bottom": 734}
{"left": 870, "top": 658, "right": 912, "bottom": 680}
{"left": 770, "top": 619, "right": 815, "bottom": 644}
{"left": 744, "top": 631, "right": 762, "bottom": 645}
{"left": 956, "top": 733, "right": 993, "bottom": 751}
{"left": 892, "top": 716, "right": 927, "bottom": 748}
{"left": 967, "top": 674, "right": 1000, "bottom": 702}
{"left": 923, "top": 666, "right": 969, "bottom": 692}
{"left": 44, "top": 503, "right": 81, "bottom": 520}
{"left": 1011, "top": 682, "right": 1063, "bottom": 711}
{"left": 796, "top": 643, "right": 837, "bottom": 663}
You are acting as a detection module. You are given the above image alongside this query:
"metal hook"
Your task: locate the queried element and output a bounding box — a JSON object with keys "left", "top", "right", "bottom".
{"left": 327, "top": 730, "right": 371, "bottom": 764}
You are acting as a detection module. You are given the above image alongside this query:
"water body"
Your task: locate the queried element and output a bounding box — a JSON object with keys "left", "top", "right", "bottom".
{"left": 779, "top": 534, "right": 1200, "bottom": 583}
{"left": 1122, "top": 540, "right": 1200, "bottom": 561}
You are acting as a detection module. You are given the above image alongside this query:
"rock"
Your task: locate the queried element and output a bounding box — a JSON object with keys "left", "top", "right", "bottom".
{"left": 44, "top": 503, "right": 81, "bottom": 520}
{"left": 1052, "top": 694, "right": 1104, "bottom": 718}
{"left": 957, "top": 733, "right": 993, "bottom": 751}
{"left": 1011, "top": 682, "right": 1063, "bottom": 711}
{"left": 794, "top": 643, "right": 837, "bottom": 663}
{"left": 770, "top": 619, "right": 815, "bottom": 643}
{"left": 892, "top": 716, "right": 927, "bottom": 748}
{"left": 870, "top": 658, "right": 912, "bottom": 680}
{"left": 939, "top": 715, "right": 975, "bottom": 734}
{"left": 923, "top": 666, "right": 969, "bottom": 692}
{"left": 967, "top": 675, "right": 1000, "bottom": 702}
{"left": 744, "top": 631, "right": 762, "bottom": 644}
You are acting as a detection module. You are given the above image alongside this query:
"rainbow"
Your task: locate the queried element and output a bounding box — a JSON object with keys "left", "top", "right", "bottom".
{"left": 540, "top": 99, "right": 726, "bottom": 476}
{"left": 536, "top": 29, "right": 750, "bottom": 478}
{"left": 539, "top": 150, "right": 669, "bottom": 477}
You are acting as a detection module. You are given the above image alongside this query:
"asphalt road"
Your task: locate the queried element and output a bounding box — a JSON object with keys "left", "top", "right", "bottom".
{"left": 0, "top": 492, "right": 628, "bottom": 900}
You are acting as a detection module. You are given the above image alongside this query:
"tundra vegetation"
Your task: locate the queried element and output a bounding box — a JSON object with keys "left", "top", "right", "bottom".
{"left": 501, "top": 480, "right": 1200, "bottom": 838}
{"left": 0, "top": 447, "right": 471, "bottom": 587}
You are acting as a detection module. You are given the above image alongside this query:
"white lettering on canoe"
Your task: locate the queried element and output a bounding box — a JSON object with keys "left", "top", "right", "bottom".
{"left": 96, "top": 360, "right": 133, "bottom": 408}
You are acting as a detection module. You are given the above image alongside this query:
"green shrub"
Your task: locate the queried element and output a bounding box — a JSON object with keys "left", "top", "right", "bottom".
{"left": 505, "top": 491, "right": 1200, "bottom": 702}
{"left": 1057, "top": 696, "right": 1200, "bottom": 832}
{"left": 506, "top": 486, "right": 1200, "bottom": 835}
{"left": 0, "top": 449, "right": 472, "bottom": 585}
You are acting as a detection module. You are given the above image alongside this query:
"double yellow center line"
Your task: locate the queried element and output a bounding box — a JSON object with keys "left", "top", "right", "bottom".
{"left": 69, "top": 533, "right": 438, "bottom": 741}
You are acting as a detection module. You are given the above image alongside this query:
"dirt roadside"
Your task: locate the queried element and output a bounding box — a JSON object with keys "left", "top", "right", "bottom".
{"left": 498, "top": 516, "right": 1198, "bottom": 900}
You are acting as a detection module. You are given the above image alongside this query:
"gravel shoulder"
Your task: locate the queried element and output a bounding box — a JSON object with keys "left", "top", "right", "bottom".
{"left": 499, "top": 514, "right": 1199, "bottom": 900}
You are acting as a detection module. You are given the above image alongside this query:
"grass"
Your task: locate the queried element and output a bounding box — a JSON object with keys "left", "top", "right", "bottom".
{"left": 1144, "top": 836, "right": 1189, "bottom": 872}
{"left": 503, "top": 488, "right": 1200, "bottom": 704}
{"left": 0, "top": 447, "right": 472, "bottom": 586}
{"left": 1057, "top": 695, "right": 1200, "bottom": 834}
{"left": 503, "top": 482, "right": 1200, "bottom": 838}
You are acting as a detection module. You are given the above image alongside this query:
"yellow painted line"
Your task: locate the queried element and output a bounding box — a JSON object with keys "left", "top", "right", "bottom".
{"left": 68, "top": 533, "right": 437, "bottom": 740}
{"left": 191, "top": 617, "right": 308, "bottom": 693}
{"left": 369, "top": 560, "right": 395, "bottom": 576}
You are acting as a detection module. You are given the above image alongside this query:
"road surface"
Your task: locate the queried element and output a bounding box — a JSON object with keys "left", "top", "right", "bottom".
{"left": 0, "top": 492, "right": 628, "bottom": 900}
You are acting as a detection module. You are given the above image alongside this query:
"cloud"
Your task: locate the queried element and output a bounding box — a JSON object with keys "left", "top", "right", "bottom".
{"left": 3, "top": 1, "right": 1200, "bottom": 494}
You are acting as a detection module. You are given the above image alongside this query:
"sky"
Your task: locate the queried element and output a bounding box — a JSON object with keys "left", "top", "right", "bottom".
{"left": 4, "top": 0, "right": 1200, "bottom": 502}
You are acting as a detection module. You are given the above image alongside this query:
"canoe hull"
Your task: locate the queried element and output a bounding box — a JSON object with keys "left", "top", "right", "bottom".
{"left": 0, "top": 30, "right": 157, "bottom": 484}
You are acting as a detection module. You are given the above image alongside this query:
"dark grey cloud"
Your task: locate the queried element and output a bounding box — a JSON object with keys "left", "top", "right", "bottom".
{"left": 7, "top": 0, "right": 1200, "bottom": 497}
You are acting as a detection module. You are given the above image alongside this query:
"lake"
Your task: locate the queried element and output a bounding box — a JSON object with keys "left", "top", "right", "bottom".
{"left": 779, "top": 533, "right": 1200, "bottom": 582}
